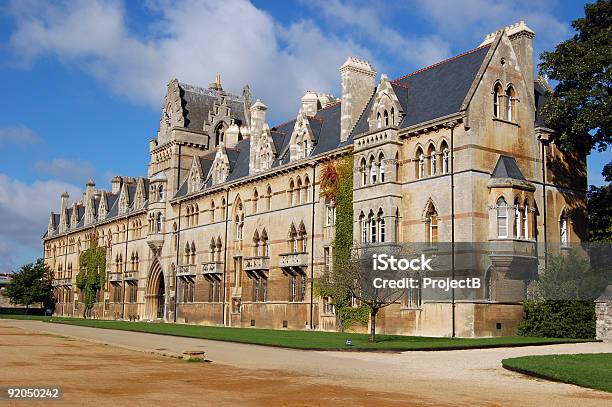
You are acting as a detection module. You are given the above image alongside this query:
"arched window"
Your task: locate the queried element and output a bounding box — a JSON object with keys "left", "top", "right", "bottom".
{"left": 253, "top": 230, "right": 261, "bottom": 256}
{"left": 156, "top": 212, "right": 163, "bottom": 232}
{"left": 359, "top": 211, "right": 366, "bottom": 243}
{"left": 496, "top": 197, "right": 508, "bottom": 238}
{"left": 289, "top": 224, "right": 298, "bottom": 253}
{"left": 190, "top": 241, "right": 196, "bottom": 265}
{"left": 514, "top": 198, "right": 522, "bottom": 239}
{"left": 369, "top": 156, "right": 377, "bottom": 184}
{"left": 493, "top": 83, "right": 503, "bottom": 118}
{"left": 560, "top": 210, "right": 569, "bottom": 246}
{"left": 377, "top": 208, "right": 385, "bottom": 243}
{"left": 210, "top": 239, "right": 217, "bottom": 262}
{"left": 428, "top": 145, "right": 437, "bottom": 176}
{"left": 360, "top": 158, "right": 367, "bottom": 186}
{"left": 416, "top": 148, "right": 425, "bottom": 179}
{"left": 158, "top": 184, "right": 164, "bottom": 202}
{"left": 369, "top": 210, "right": 376, "bottom": 243}
{"left": 425, "top": 204, "right": 438, "bottom": 244}
{"left": 505, "top": 85, "right": 516, "bottom": 121}
{"left": 288, "top": 180, "right": 295, "bottom": 206}
{"left": 303, "top": 176, "right": 310, "bottom": 203}
{"left": 266, "top": 185, "right": 272, "bottom": 211}
{"left": 215, "top": 123, "right": 225, "bottom": 146}
{"left": 391, "top": 107, "right": 395, "bottom": 126}
{"left": 235, "top": 214, "right": 243, "bottom": 240}
{"left": 394, "top": 207, "right": 400, "bottom": 242}
{"left": 379, "top": 153, "right": 386, "bottom": 182}
{"left": 261, "top": 229, "right": 269, "bottom": 256}
{"left": 253, "top": 189, "right": 259, "bottom": 213}
{"left": 293, "top": 177, "right": 302, "bottom": 205}
{"left": 299, "top": 222, "right": 307, "bottom": 252}
{"left": 523, "top": 200, "right": 529, "bottom": 240}
{"left": 376, "top": 112, "right": 382, "bottom": 128}
{"left": 186, "top": 206, "right": 192, "bottom": 227}
{"left": 383, "top": 110, "right": 389, "bottom": 126}
{"left": 441, "top": 142, "right": 450, "bottom": 174}
{"left": 211, "top": 200, "right": 215, "bottom": 222}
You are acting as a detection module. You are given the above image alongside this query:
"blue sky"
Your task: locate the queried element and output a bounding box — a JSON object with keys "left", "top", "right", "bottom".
{"left": 0, "top": 0, "right": 608, "bottom": 270}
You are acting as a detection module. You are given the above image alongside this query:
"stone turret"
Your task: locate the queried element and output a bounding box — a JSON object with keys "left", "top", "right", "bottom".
{"left": 225, "top": 119, "right": 240, "bottom": 148}
{"left": 249, "top": 99, "right": 268, "bottom": 173}
{"left": 340, "top": 57, "right": 377, "bottom": 142}
{"left": 59, "top": 191, "right": 69, "bottom": 233}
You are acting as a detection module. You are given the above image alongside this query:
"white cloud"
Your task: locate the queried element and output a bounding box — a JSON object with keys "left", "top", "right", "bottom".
{"left": 0, "top": 125, "right": 42, "bottom": 148}
{"left": 6, "top": 0, "right": 376, "bottom": 122}
{"left": 34, "top": 158, "right": 96, "bottom": 183}
{"left": 307, "top": 0, "right": 452, "bottom": 71}
{"left": 0, "top": 174, "right": 82, "bottom": 270}
{"left": 414, "top": 0, "right": 571, "bottom": 56}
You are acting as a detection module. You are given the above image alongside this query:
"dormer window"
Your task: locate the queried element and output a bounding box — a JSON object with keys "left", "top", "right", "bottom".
{"left": 505, "top": 85, "right": 516, "bottom": 121}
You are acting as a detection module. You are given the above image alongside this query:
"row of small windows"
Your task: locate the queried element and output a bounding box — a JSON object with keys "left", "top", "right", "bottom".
{"left": 416, "top": 142, "right": 450, "bottom": 179}
{"left": 360, "top": 153, "right": 386, "bottom": 186}
{"left": 376, "top": 107, "right": 397, "bottom": 128}
{"left": 150, "top": 184, "right": 165, "bottom": 202}
{"left": 148, "top": 212, "right": 164, "bottom": 233}
{"left": 288, "top": 176, "right": 311, "bottom": 206}
{"left": 493, "top": 83, "right": 517, "bottom": 122}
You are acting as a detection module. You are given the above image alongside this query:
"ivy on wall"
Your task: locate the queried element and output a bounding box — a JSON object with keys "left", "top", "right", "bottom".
{"left": 76, "top": 237, "right": 106, "bottom": 318}
{"left": 319, "top": 156, "right": 369, "bottom": 329}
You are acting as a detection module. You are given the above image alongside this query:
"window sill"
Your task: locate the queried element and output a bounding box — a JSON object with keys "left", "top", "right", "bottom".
{"left": 492, "top": 117, "right": 519, "bottom": 127}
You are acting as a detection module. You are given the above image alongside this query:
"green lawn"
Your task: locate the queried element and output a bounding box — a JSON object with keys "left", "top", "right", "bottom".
{"left": 0, "top": 314, "right": 592, "bottom": 351}
{"left": 503, "top": 353, "right": 612, "bottom": 393}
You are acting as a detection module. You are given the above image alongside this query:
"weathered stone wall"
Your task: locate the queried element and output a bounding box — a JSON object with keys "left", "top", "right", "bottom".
{"left": 596, "top": 298, "right": 612, "bottom": 342}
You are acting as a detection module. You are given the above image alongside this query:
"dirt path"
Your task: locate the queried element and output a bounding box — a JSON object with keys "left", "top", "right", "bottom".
{"left": 1, "top": 319, "right": 611, "bottom": 406}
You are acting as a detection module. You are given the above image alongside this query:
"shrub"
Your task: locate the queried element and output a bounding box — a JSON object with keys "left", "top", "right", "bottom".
{"left": 518, "top": 300, "right": 595, "bottom": 339}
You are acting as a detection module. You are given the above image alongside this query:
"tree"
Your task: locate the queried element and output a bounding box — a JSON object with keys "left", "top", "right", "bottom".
{"left": 76, "top": 237, "right": 106, "bottom": 318}
{"left": 5, "top": 259, "right": 53, "bottom": 312}
{"left": 519, "top": 250, "right": 611, "bottom": 339}
{"left": 587, "top": 183, "right": 612, "bottom": 242}
{"left": 539, "top": 0, "right": 611, "bottom": 173}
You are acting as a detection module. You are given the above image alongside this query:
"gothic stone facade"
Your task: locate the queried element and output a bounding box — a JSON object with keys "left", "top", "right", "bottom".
{"left": 43, "top": 22, "right": 587, "bottom": 337}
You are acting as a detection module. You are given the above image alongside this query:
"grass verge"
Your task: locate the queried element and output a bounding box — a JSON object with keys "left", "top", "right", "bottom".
{"left": 502, "top": 353, "right": 612, "bottom": 393}
{"left": 0, "top": 314, "right": 593, "bottom": 351}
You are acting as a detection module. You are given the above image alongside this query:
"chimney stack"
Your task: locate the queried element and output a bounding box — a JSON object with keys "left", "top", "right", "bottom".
{"left": 340, "top": 57, "right": 376, "bottom": 142}
{"left": 301, "top": 91, "right": 319, "bottom": 117}
{"left": 111, "top": 176, "right": 122, "bottom": 194}
{"left": 225, "top": 119, "right": 240, "bottom": 148}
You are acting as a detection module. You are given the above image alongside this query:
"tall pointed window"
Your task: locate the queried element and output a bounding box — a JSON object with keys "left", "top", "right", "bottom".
{"left": 360, "top": 158, "right": 367, "bottom": 186}
{"left": 428, "top": 145, "right": 437, "bottom": 176}
{"left": 369, "top": 210, "right": 377, "bottom": 243}
{"left": 560, "top": 211, "right": 569, "bottom": 246}
{"left": 360, "top": 212, "right": 366, "bottom": 243}
{"left": 493, "top": 83, "right": 503, "bottom": 118}
{"left": 266, "top": 185, "right": 272, "bottom": 211}
{"left": 505, "top": 85, "right": 516, "bottom": 121}
{"left": 514, "top": 198, "right": 523, "bottom": 239}
{"left": 379, "top": 153, "right": 386, "bottom": 182}
{"left": 442, "top": 145, "right": 450, "bottom": 174}
{"left": 383, "top": 110, "right": 389, "bottom": 126}
{"left": 425, "top": 204, "right": 438, "bottom": 244}
{"left": 418, "top": 153, "right": 425, "bottom": 179}
{"left": 377, "top": 208, "right": 385, "bottom": 243}
{"left": 496, "top": 197, "right": 508, "bottom": 238}
{"left": 369, "top": 156, "right": 377, "bottom": 184}
{"left": 523, "top": 200, "right": 529, "bottom": 240}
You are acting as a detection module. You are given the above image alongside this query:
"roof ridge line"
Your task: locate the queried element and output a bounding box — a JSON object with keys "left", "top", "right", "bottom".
{"left": 391, "top": 44, "right": 491, "bottom": 84}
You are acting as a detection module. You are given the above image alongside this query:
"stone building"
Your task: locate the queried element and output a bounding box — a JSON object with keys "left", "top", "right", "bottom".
{"left": 43, "top": 22, "right": 587, "bottom": 337}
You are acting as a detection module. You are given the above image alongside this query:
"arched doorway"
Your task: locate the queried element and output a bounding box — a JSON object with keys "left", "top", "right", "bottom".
{"left": 145, "top": 260, "right": 166, "bottom": 320}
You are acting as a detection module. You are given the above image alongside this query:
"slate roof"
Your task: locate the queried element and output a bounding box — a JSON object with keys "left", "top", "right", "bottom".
{"left": 179, "top": 83, "right": 246, "bottom": 131}
{"left": 392, "top": 45, "right": 491, "bottom": 128}
{"left": 491, "top": 155, "right": 526, "bottom": 180}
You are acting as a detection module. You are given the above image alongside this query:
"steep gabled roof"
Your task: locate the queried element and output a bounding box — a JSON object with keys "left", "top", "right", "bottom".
{"left": 392, "top": 45, "right": 491, "bottom": 128}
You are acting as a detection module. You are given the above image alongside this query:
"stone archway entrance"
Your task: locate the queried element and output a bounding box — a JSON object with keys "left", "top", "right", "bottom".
{"left": 145, "top": 260, "right": 165, "bottom": 320}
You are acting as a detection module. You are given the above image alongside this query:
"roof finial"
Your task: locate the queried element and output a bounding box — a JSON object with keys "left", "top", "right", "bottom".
{"left": 208, "top": 73, "right": 223, "bottom": 91}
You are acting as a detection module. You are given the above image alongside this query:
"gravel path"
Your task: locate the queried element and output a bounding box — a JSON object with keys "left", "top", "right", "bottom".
{"left": 2, "top": 319, "right": 611, "bottom": 406}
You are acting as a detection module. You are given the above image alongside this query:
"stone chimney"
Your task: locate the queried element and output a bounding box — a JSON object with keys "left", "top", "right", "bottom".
{"left": 59, "top": 191, "right": 69, "bottom": 233}
{"left": 111, "top": 176, "right": 122, "bottom": 194}
{"left": 225, "top": 119, "right": 240, "bottom": 148}
{"left": 507, "top": 21, "right": 535, "bottom": 104}
{"left": 340, "top": 57, "right": 377, "bottom": 142}
{"left": 301, "top": 91, "right": 319, "bottom": 117}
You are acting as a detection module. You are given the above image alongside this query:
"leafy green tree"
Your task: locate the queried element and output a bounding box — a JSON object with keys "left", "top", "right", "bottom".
{"left": 587, "top": 183, "right": 612, "bottom": 242}
{"left": 539, "top": 0, "right": 611, "bottom": 171}
{"left": 5, "top": 259, "right": 53, "bottom": 312}
{"left": 76, "top": 238, "right": 106, "bottom": 318}
{"left": 520, "top": 251, "right": 611, "bottom": 339}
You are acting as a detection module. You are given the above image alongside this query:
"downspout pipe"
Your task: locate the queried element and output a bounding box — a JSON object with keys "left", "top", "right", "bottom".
{"left": 540, "top": 138, "right": 548, "bottom": 270}
{"left": 309, "top": 163, "right": 316, "bottom": 329}
{"left": 174, "top": 143, "right": 182, "bottom": 323}
{"left": 222, "top": 188, "right": 229, "bottom": 326}
{"left": 449, "top": 121, "right": 457, "bottom": 338}
{"left": 122, "top": 215, "right": 129, "bottom": 319}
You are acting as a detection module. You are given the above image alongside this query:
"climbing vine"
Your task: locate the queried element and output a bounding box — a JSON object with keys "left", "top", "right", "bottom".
{"left": 76, "top": 236, "right": 106, "bottom": 318}
{"left": 318, "top": 156, "right": 369, "bottom": 330}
